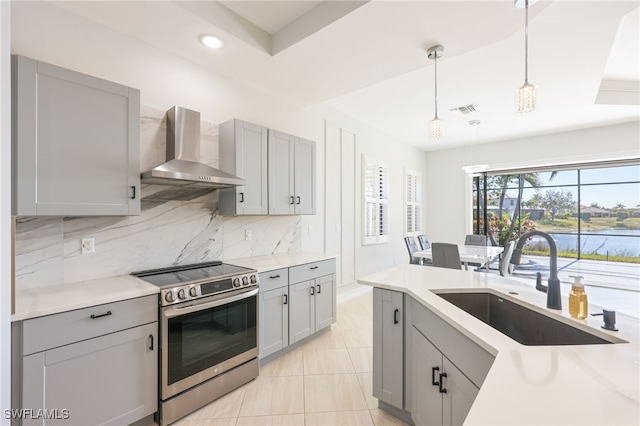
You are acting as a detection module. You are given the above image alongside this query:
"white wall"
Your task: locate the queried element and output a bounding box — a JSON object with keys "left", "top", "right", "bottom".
{"left": 0, "top": 1, "right": 10, "bottom": 422}
{"left": 425, "top": 121, "right": 640, "bottom": 245}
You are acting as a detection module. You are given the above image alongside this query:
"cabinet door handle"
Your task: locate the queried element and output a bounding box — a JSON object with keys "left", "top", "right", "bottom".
{"left": 90, "top": 310, "right": 112, "bottom": 319}
{"left": 317, "top": 284, "right": 321, "bottom": 294}
{"left": 149, "top": 334, "right": 154, "bottom": 351}
{"left": 130, "top": 186, "right": 136, "bottom": 199}
{"left": 296, "top": 196, "right": 301, "bottom": 205}
{"left": 283, "top": 294, "right": 288, "bottom": 305}
{"left": 240, "top": 192, "right": 245, "bottom": 203}
{"left": 310, "top": 286, "right": 315, "bottom": 296}
{"left": 438, "top": 372, "right": 448, "bottom": 394}
{"left": 310, "top": 266, "right": 319, "bottom": 270}
{"left": 431, "top": 366, "right": 440, "bottom": 386}
{"left": 290, "top": 196, "right": 295, "bottom": 205}
{"left": 269, "top": 274, "right": 281, "bottom": 279}
{"left": 393, "top": 308, "right": 399, "bottom": 324}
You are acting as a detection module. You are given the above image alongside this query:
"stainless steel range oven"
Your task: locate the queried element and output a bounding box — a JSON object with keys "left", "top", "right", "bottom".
{"left": 132, "top": 262, "right": 259, "bottom": 426}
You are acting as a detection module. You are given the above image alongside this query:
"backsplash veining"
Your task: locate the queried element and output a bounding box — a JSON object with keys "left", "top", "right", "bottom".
{"left": 14, "top": 105, "right": 301, "bottom": 289}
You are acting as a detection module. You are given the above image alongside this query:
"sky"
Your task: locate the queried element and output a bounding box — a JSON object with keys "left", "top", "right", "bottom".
{"left": 494, "top": 165, "right": 640, "bottom": 210}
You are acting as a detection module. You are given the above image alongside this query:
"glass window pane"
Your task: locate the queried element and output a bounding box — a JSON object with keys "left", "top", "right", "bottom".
{"left": 535, "top": 170, "right": 578, "bottom": 187}
{"left": 578, "top": 234, "right": 640, "bottom": 260}
{"left": 581, "top": 164, "right": 640, "bottom": 184}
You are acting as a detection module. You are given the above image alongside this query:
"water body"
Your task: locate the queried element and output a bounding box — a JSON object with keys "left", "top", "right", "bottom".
{"left": 548, "top": 230, "right": 640, "bottom": 258}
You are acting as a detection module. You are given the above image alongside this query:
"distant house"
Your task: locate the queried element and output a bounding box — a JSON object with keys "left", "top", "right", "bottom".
{"left": 580, "top": 205, "right": 612, "bottom": 217}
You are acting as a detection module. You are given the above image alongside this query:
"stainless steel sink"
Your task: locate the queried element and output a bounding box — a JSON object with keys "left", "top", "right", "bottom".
{"left": 436, "top": 291, "right": 620, "bottom": 346}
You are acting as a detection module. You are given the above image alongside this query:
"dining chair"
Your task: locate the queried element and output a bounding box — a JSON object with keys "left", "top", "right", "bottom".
{"left": 431, "top": 243, "right": 463, "bottom": 270}
{"left": 417, "top": 234, "right": 431, "bottom": 250}
{"left": 405, "top": 236, "right": 423, "bottom": 265}
{"left": 464, "top": 234, "right": 487, "bottom": 246}
{"left": 499, "top": 240, "right": 516, "bottom": 277}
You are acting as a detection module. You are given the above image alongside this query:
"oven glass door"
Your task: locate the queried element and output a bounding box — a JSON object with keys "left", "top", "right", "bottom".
{"left": 162, "top": 289, "right": 257, "bottom": 398}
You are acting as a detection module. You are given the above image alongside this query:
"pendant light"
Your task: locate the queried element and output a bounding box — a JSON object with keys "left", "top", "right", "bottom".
{"left": 427, "top": 45, "right": 444, "bottom": 140}
{"left": 516, "top": 0, "right": 537, "bottom": 114}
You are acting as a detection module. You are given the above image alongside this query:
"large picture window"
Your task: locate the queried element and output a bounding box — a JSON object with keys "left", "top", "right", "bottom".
{"left": 473, "top": 160, "right": 640, "bottom": 265}
{"left": 362, "top": 155, "right": 390, "bottom": 245}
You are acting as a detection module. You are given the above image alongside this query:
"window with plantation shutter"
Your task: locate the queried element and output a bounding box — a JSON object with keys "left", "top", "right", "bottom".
{"left": 362, "top": 155, "right": 390, "bottom": 245}
{"left": 405, "top": 169, "right": 422, "bottom": 236}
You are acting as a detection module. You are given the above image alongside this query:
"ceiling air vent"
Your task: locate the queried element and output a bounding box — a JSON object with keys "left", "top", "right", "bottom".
{"left": 449, "top": 104, "right": 477, "bottom": 115}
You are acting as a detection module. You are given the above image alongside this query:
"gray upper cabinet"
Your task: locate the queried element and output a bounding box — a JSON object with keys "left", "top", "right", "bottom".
{"left": 267, "top": 130, "right": 295, "bottom": 215}
{"left": 268, "top": 133, "right": 316, "bottom": 215}
{"left": 12, "top": 55, "right": 140, "bottom": 216}
{"left": 219, "top": 118, "right": 315, "bottom": 216}
{"left": 219, "top": 119, "right": 269, "bottom": 215}
{"left": 293, "top": 137, "right": 316, "bottom": 215}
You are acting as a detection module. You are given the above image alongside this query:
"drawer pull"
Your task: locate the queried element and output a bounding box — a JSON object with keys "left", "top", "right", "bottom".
{"left": 269, "top": 275, "right": 281, "bottom": 279}
{"left": 90, "top": 310, "right": 112, "bottom": 320}
{"left": 310, "top": 266, "right": 319, "bottom": 270}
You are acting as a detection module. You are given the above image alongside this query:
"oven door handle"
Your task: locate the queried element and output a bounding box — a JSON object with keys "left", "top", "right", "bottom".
{"left": 163, "top": 288, "right": 259, "bottom": 318}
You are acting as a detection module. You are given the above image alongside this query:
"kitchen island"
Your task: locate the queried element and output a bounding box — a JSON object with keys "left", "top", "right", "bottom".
{"left": 359, "top": 264, "right": 639, "bottom": 425}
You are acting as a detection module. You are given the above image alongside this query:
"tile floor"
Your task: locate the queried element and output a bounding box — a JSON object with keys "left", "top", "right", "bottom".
{"left": 174, "top": 285, "right": 406, "bottom": 426}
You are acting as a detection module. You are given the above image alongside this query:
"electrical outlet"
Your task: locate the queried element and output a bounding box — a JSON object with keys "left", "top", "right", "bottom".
{"left": 81, "top": 238, "right": 95, "bottom": 254}
{"left": 245, "top": 230, "right": 252, "bottom": 241}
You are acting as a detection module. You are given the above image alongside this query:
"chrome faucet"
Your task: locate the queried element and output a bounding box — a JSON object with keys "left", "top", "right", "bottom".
{"left": 511, "top": 230, "right": 562, "bottom": 310}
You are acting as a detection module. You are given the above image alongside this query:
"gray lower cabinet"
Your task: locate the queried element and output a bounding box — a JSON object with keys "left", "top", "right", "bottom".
{"left": 258, "top": 259, "right": 336, "bottom": 358}
{"left": 259, "top": 268, "right": 289, "bottom": 358}
{"left": 411, "top": 326, "right": 479, "bottom": 426}
{"left": 13, "top": 295, "right": 158, "bottom": 426}
{"left": 12, "top": 54, "right": 140, "bottom": 216}
{"left": 409, "top": 297, "right": 495, "bottom": 426}
{"left": 288, "top": 259, "right": 336, "bottom": 344}
{"left": 372, "top": 288, "right": 404, "bottom": 410}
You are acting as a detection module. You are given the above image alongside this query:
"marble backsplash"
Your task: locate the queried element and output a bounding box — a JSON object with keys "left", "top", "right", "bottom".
{"left": 14, "top": 105, "right": 301, "bottom": 289}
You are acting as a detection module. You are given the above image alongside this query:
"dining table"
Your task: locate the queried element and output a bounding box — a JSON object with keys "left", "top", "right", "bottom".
{"left": 413, "top": 244, "right": 504, "bottom": 270}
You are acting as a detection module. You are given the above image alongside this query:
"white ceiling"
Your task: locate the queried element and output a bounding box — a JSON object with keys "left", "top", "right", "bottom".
{"left": 48, "top": 0, "right": 640, "bottom": 151}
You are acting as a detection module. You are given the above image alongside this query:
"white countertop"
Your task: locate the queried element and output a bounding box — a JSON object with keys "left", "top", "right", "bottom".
{"left": 12, "top": 275, "right": 159, "bottom": 322}
{"left": 358, "top": 264, "right": 640, "bottom": 425}
{"left": 12, "top": 252, "right": 336, "bottom": 321}
{"left": 226, "top": 252, "right": 337, "bottom": 273}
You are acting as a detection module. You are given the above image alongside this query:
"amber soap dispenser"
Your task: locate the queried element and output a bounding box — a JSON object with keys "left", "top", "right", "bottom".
{"left": 569, "top": 275, "right": 588, "bottom": 319}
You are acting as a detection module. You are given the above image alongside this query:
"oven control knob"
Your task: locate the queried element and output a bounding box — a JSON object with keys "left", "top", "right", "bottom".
{"left": 250, "top": 274, "right": 257, "bottom": 284}
{"left": 242, "top": 276, "right": 249, "bottom": 286}
{"left": 189, "top": 286, "right": 198, "bottom": 297}
{"left": 165, "top": 291, "right": 175, "bottom": 303}
{"left": 177, "top": 288, "right": 186, "bottom": 300}
{"left": 233, "top": 278, "right": 241, "bottom": 288}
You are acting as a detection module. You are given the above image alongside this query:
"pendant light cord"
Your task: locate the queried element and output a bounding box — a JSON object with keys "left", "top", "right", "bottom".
{"left": 434, "top": 54, "right": 439, "bottom": 119}
{"left": 524, "top": 0, "right": 529, "bottom": 84}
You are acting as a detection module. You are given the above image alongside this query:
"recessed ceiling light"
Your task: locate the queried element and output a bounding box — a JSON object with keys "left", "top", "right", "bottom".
{"left": 200, "top": 34, "right": 224, "bottom": 49}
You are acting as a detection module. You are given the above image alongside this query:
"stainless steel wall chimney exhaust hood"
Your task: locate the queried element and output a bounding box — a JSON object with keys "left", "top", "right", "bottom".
{"left": 141, "top": 106, "right": 244, "bottom": 188}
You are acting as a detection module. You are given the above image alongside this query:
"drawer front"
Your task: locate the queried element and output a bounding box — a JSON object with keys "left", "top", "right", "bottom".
{"left": 22, "top": 295, "right": 158, "bottom": 355}
{"left": 289, "top": 258, "right": 336, "bottom": 284}
{"left": 259, "top": 268, "right": 289, "bottom": 292}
